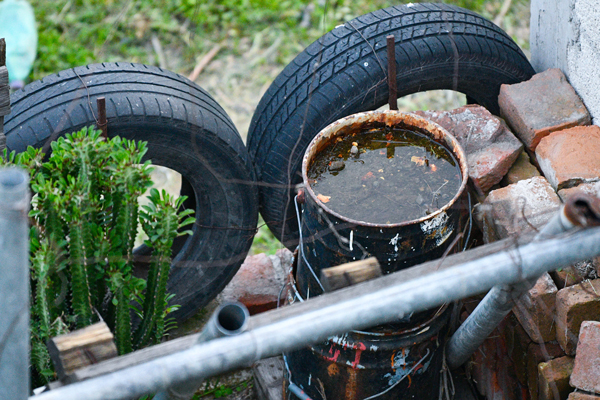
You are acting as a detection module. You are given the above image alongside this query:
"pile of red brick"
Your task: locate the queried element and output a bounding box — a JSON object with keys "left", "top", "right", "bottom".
{"left": 437, "top": 68, "right": 600, "bottom": 400}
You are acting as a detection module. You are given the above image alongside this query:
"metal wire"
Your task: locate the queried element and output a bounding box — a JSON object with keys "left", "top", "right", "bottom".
{"left": 294, "top": 194, "right": 326, "bottom": 294}
{"left": 463, "top": 192, "right": 473, "bottom": 252}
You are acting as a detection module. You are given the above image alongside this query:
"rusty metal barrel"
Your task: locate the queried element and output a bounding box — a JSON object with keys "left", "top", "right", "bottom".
{"left": 286, "top": 110, "right": 468, "bottom": 400}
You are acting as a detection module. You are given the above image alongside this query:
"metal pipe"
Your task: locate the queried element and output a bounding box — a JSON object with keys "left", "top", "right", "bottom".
{"left": 32, "top": 220, "right": 600, "bottom": 400}
{"left": 0, "top": 168, "right": 30, "bottom": 400}
{"left": 154, "top": 303, "right": 249, "bottom": 400}
{"left": 446, "top": 193, "right": 600, "bottom": 369}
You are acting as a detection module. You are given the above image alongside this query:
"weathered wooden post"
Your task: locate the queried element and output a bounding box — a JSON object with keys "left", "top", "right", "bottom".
{"left": 0, "top": 38, "right": 30, "bottom": 400}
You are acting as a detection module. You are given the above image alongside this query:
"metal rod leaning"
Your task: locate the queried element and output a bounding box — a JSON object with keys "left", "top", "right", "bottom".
{"left": 33, "top": 210, "right": 600, "bottom": 400}
{"left": 446, "top": 193, "right": 600, "bottom": 369}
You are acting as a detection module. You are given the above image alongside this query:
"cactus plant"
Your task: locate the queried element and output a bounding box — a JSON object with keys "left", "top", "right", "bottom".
{"left": 1, "top": 127, "right": 195, "bottom": 385}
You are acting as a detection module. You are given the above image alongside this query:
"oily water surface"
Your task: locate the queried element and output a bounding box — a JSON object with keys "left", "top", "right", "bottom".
{"left": 308, "top": 128, "right": 462, "bottom": 224}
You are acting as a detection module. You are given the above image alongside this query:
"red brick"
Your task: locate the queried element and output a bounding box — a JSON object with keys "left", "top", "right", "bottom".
{"left": 552, "top": 261, "right": 599, "bottom": 289}
{"left": 536, "top": 126, "right": 600, "bottom": 190}
{"left": 570, "top": 321, "right": 600, "bottom": 393}
{"left": 468, "top": 314, "right": 529, "bottom": 400}
{"left": 499, "top": 68, "right": 591, "bottom": 152}
{"left": 558, "top": 182, "right": 600, "bottom": 202}
{"left": 504, "top": 313, "right": 533, "bottom": 385}
{"left": 513, "top": 273, "right": 558, "bottom": 343}
{"left": 502, "top": 150, "right": 541, "bottom": 185}
{"left": 414, "top": 105, "right": 522, "bottom": 194}
{"left": 568, "top": 393, "right": 600, "bottom": 400}
{"left": 556, "top": 279, "right": 600, "bottom": 355}
{"left": 478, "top": 176, "right": 561, "bottom": 241}
{"left": 218, "top": 249, "right": 291, "bottom": 315}
{"left": 538, "top": 356, "right": 575, "bottom": 400}
{"left": 527, "top": 342, "right": 566, "bottom": 400}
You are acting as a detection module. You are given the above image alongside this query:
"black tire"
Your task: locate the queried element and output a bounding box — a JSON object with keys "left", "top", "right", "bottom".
{"left": 5, "top": 62, "right": 259, "bottom": 321}
{"left": 247, "top": 3, "right": 535, "bottom": 246}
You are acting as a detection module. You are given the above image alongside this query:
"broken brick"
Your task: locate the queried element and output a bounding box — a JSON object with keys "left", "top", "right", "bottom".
{"left": 513, "top": 272, "right": 558, "bottom": 343}
{"left": 414, "top": 105, "right": 522, "bottom": 193}
{"left": 527, "top": 341, "right": 566, "bottom": 400}
{"left": 478, "top": 176, "right": 561, "bottom": 242}
{"left": 558, "top": 181, "right": 600, "bottom": 203}
{"left": 568, "top": 393, "right": 600, "bottom": 400}
{"left": 499, "top": 68, "right": 591, "bottom": 152}
{"left": 538, "top": 356, "right": 575, "bottom": 400}
{"left": 556, "top": 279, "right": 600, "bottom": 355}
{"left": 536, "top": 126, "right": 600, "bottom": 190}
{"left": 502, "top": 150, "right": 541, "bottom": 185}
{"left": 570, "top": 321, "right": 600, "bottom": 393}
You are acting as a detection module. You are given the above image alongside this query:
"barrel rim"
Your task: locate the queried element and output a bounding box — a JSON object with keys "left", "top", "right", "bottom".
{"left": 301, "top": 110, "right": 469, "bottom": 228}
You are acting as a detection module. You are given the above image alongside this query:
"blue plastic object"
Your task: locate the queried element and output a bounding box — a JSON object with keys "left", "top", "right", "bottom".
{"left": 0, "top": 0, "right": 37, "bottom": 89}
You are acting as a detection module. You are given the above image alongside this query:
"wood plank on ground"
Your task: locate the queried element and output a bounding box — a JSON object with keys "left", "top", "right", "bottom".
{"left": 252, "top": 356, "right": 284, "bottom": 400}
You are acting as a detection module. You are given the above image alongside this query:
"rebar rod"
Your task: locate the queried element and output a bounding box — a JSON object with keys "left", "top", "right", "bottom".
{"left": 0, "top": 168, "right": 30, "bottom": 400}
{"left": 33, "top": 221, "right": 600, "bottom": 400}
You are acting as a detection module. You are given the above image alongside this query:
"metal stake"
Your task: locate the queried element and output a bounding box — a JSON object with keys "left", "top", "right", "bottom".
{"left": 386, "top": 35, "right": 398, "bottom": 111}
{"left": 0, "top": 168, "right": 30, "bottom": 400}
{"left": 96, "top": 97, "right": 108, "bottom": 139}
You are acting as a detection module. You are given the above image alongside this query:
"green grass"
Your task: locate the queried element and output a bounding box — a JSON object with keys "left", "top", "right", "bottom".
{"left": 29, "top": 0, "right": 510, "bottom": 81}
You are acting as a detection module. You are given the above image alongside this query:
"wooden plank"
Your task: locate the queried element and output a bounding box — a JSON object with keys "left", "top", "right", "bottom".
{"left": 0, "top": 84, "right": 9, "bottom": 117}
{"left": 47, "top": 322, "right": 118, "bottom": 381}
{"left": 253, "top": 356, "right": 284, "bottom": 400}
{"left": 0, "top": 66, "right": 7, "bottom": 86}
{"left": 62, "top": 331, "right": 200, "bottom": 384}
{"left": 321, "top": 257, "right": 381, "bottom": 292}
{"left": 0, "top": 38, "right": 5, "bottom": 66}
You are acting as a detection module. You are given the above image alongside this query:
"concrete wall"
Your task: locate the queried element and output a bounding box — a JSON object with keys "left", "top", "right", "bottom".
{"left": 530, "top": 0, "right": 600, "bottom": 125}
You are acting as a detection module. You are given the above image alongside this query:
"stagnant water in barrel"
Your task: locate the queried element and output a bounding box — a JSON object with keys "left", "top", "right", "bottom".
{"left": 308, "top": 128, "right": 462, "bottom": 224}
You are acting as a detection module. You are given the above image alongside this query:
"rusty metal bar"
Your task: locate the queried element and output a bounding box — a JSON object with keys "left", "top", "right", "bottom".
{"left": 96, "top": 97, "right": 107, "bottom": 139}
{"left": 386, "top": 35, "right": 398, "bottom": 111}
{"left": 32, "top": 212, "right": 600, "bottom": 400}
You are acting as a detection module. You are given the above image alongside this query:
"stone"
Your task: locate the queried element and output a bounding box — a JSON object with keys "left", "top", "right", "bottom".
{"left": 558, "top": 182, "right": 600, "bottom": 202}
{"left": 536, "top": 126, "right": 600, "bottom": 190}
{"left": 538, "top": 356, "right": 575, "bottom": 400}
{"left": 498, "top": 68, "right": 591, "bottom": 151}
{"left": 513, "top": 272, "right": 558, "bottom": 343}
{"left": 568, "top": 394, "right": 600, "bottom": 400}
{"left": 414, "top": 105, "right": 523, "bottom": 194}
{"left": 570, "top": 321, "right": 600, "bottom": 393}
{"left": 218, "top": 249, "right": 292, "bottom": 315}
{"left": 477, "top": 176, "right": 561, "bottom": 242}
{"left": 556, "top": 279, "right": 600, "bottom": 355}
{"left": 527, "top": 341, "right": 566, "bottom": 400}
{"left": 502, "top": 150, "right": 541, "bottom": 185}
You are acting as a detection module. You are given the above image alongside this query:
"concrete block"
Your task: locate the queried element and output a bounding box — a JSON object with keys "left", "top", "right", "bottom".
{"left": 502, "top": 150, "right": 541, "bottom": 185}
{"left": 527, "top": 341, "right": 566, "bottom": 400}
{"left": 498, "top": 69, "right": 590, "bottom": 151}
{"left": 531, "top": 0, "right": 600, "bottom": 125}
{"left": 570, "top": 321, "right": 600, "bottom": 393}
{"left": 538, "top": 356, "right": 575, "bottom": 400}
{"left": 414, "top": 105, "right": 522, "bottom": 194}
{"left": 558, "top": 182, "right": 600, "bottom": 202}
{"left": 513, "top": 273, "right": 558, "bottom": 343}
{"left": 478, "top": 176, "right": 561, "bottom": 241}
{"left": 556, "top": 279, "right": 600, "bottom": 355}
{"left": 536, "top": 126, "right": 600, "bottom": 190}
